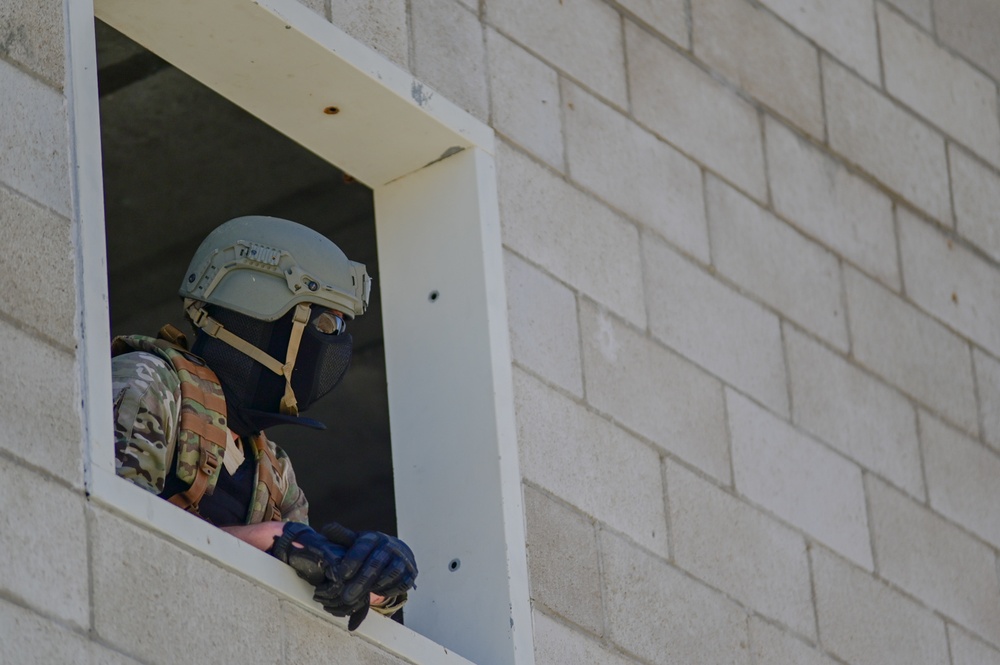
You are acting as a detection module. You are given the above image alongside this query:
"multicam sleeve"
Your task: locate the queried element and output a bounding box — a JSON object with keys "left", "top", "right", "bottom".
{"left": 272, "top": 442, "right": 310, "bottom": 525}
{"left": 111, "top": 351, "right": 182, "bottom": 495}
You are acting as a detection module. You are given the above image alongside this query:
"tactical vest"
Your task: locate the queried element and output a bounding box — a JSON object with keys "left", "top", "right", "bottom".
{"left": 111, "top": 326, "right": 285, "bottom": 524}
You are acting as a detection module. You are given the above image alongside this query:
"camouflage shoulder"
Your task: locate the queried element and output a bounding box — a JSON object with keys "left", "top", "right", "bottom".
{"left": 111, "top": 351, "right": 182, "bottom": 494}
{"left": 271, "top": 439, "right": 310, "bottom": 524}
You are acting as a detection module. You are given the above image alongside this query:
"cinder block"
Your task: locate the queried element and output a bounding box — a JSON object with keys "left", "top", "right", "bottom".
{"left": 765, "top": 116, "right": 899, "bottom": 289}
{"left": 974, "top": 349, "right": 1000, "bottom": 453}
{"left": 0, "top": 59, "right": 71, "bottom": 218}
{"left": 667, "top": 461, "right": 814, "bottom": 637}
{"left": 0, "top": 321, "right": 82, "bottom": 487}
{"left": 515, "top": 368, "right": 669, "bottom": 556}
{"left": 487, "top": 29, "right": 563, "bottom": 170}
{"left": 533, "top": 610, "right": 635, "bottom": 665}
{"left": 728, "top": 390, "right": 873, "bottom": 570}
{"left": 749, "top": 616, "right": 839, "bottom": 665}
{"left": 92, "top": 508, "right": 284, "bottom": 665}
{"left": 878, "top": 4, "right": 1000, "bottom": 167}
{"left": 844, "top": 267, "right": 978, "bottom": 432}
{"left": 920, "top": 411, "right": 1000, "bottom": 549}
{"left": 627, "top": 22, "right": 767, "bottom": 201}
{"left": 562, "top": 82, "right": 708, "bottom": 263}
{"left": 786, "top": 326, "right": 924, "bottom": 499}
{"left": 692, "top": 0, "right": 823, "bottom": 138}
{"left": 950, "top": 624, "right": 1000, "bottom": 665}
{"left": 899, "top": 207, "right": 1000, "bottom": 359}
{"left": 329, "top": 0, "right": 408, "bottom": 67}
{"left": 867, "top": 477, "right": 1000, "bottom": 645}
{"left": 486, "top": 0, "right": 627, "bottom": 106}
{"left": 282, "top": 603, "right": 408, "bottom": 664}
{"left": 951, "top": 146, "right": 1000, "bottom": 263}
{"left": 0, "top": 598, "right": 142, "bottom": 665}
{"left": 577, "top": 300, "right": 732, "bottom": 483}
{"left": 504, "top": 252, "right": 583, "bottom": 396}
{"left": 600, "top": 530, "right": 750, "bottom": 665}
{"left": 522, "top": 486, "right": 604, "bottom": 634}
{"left": 0, "top": 0, "right": 65, "bottom": 88}
{"left": 497, "top": 142, "right": 646, "bottom": 328}
{"left": 935, "top": 0, "right": 1000, "bottom": 82}
{"left": 823, "top": 58, "right": 951, "bottom": 224}
{"left": 617, "top": 0, "right": 687, "bottom": 47}
{"left": 882, "top": 0, "right": 932, "bottom": 29}
{"left": 812, "top": 547, "right": 949, "bottom": 665}
{"left": 0, "top": 461, "right": 88, "bottom": 629}
{"left": 643, "top": 235, "right": 789, "bottom": 416}
{"left": 757, "top": 0, "right": 880, "bottom": 84}
{"left": 0, "top": 185, "right": 75, "bottom": 349}
{"left": 706, "top": 176, "right": 848, "bottom": 350}
{"left": 412, "top": 0, "right": 488, "bottom": 120}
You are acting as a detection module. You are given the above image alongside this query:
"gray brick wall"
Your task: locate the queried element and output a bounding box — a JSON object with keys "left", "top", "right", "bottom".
{"left": 479, "top": 0, "right": 1000, "bottom": 662}
{"left": 3, "top": 0, "right": 999, "bottom": 663}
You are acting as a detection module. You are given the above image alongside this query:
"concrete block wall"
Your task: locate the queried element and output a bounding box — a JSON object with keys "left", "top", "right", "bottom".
{"left": 411, "top": 0, "right": 996, "bottom": 663}
{"left": 3, "top": 0, "right": 1000, "bottom": 663}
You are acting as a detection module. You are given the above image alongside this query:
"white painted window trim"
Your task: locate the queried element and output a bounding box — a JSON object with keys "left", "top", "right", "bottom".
{"left": 70, "top": 2, "right": 533, "bottom": 664}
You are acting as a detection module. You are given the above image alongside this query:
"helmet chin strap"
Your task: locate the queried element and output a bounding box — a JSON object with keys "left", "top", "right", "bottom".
{"left": 184, "top": 299, "right": 311, "bottom": 416}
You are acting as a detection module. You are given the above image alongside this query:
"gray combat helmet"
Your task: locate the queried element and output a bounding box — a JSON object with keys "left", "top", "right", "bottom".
{"left": 180, "top": 215, "right": 370, "bottom": 320}
{"left": 179, "top": 216, "right": 370, "bottom": 417}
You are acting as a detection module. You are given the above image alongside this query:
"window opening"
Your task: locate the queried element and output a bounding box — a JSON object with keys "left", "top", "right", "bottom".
{"left": 96, "top": 20, "right": 396, "bottom": 535}
{"left": 82, "top": 1, "right": 533, "bottom": 661}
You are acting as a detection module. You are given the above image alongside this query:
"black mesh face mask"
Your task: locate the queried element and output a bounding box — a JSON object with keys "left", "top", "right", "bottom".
{"left": 292, "top": 307, "right": 354, "bottom": 411}
{"left": 190, "top": 305, "right": 353, "bottom": 436}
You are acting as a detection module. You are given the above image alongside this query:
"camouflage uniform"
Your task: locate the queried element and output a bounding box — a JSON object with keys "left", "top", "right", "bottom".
{"left": 111, "top": 335, "right": 309, "bottom": 525}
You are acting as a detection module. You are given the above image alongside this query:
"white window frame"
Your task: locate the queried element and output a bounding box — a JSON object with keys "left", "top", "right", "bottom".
{"left": 70, "top": 1, "right": 533, "bottom": 664}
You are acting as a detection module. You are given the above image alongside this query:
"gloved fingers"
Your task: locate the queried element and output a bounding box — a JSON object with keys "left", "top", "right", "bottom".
{"left": 272, "top": 523, "right": 348, "bottom": 567}
{"left": 347, "top": 604, "right": 370, "bottom": 632}
{"left": 270, "top": 522, "right": 358, "bottom": 594}
{"left": 314, "top": 588, "right": 368, "bottom": 619}
{"left": 381, "top": 538, "right": 417, "bottom": 576}
{"left": 371, "top": 557, "right": 407, "bottom": 594}
{"left": 341, "top": 552, "right": 392, "bottom": 606}
{"left": 319, "top": 530, "right": 418, "bottom": 606}
{"left": 297, "top": 530, "right": 349, "bottom": 562}
{"left": 337, "top": 532, "right": 385, "bottom": 581}
{"left": 373, "top": 541, "right": 417, "bottom": 593}
{"left": 386, "top": 538, "right": 416, "bottom": 563}
{"left": 320, "top": 522, "right": 358, "bottom": 548}
{"left": 316, "top": 599, "right": 353, "bottom": 616}
{"left": 284, "top": 548, "right": 329, "bottom": 586}
{"left": 373, "top": 566, "right": 417, "bottom": 600}
{"left": 315, "top": 599, "right": 363, "bottom": 617}
{"left": 312, "top": 575, "right": 346, "bottom": 606}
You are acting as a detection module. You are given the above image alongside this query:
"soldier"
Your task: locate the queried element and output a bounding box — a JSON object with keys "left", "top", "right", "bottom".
{"left": 110, "top": 216, "right": 416, "bottom": 630}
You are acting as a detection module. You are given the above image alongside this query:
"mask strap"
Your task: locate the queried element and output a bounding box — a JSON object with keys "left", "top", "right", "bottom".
{"left": 278, "top": 303, "right": 311, "bottom": 416}
{"left": 184, "top": 299, "right": 310, "bottom": 415}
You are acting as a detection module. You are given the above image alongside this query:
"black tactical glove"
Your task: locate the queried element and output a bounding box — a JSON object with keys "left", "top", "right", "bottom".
{"left": 268, "top": 521, "right": 346, "bottom": 587}
{"left": 267, "top": 522, "right": 368, "bottom": 629}
{"left": 312, "top": 570, "right": 371, "bottom": 629}
{"left": 320, "top": 523, "right": 419, "bottom": 607}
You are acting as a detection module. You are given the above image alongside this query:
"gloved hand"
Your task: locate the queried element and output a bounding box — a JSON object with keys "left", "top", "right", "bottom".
{"left": 267, "top": 522, "right": 368, "bottom": 629}
{"left": 267, "top": 521, "right": 347, "bottom": 587}
{"left": 320, "top": 523, "right": 419, "bottom": 607}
